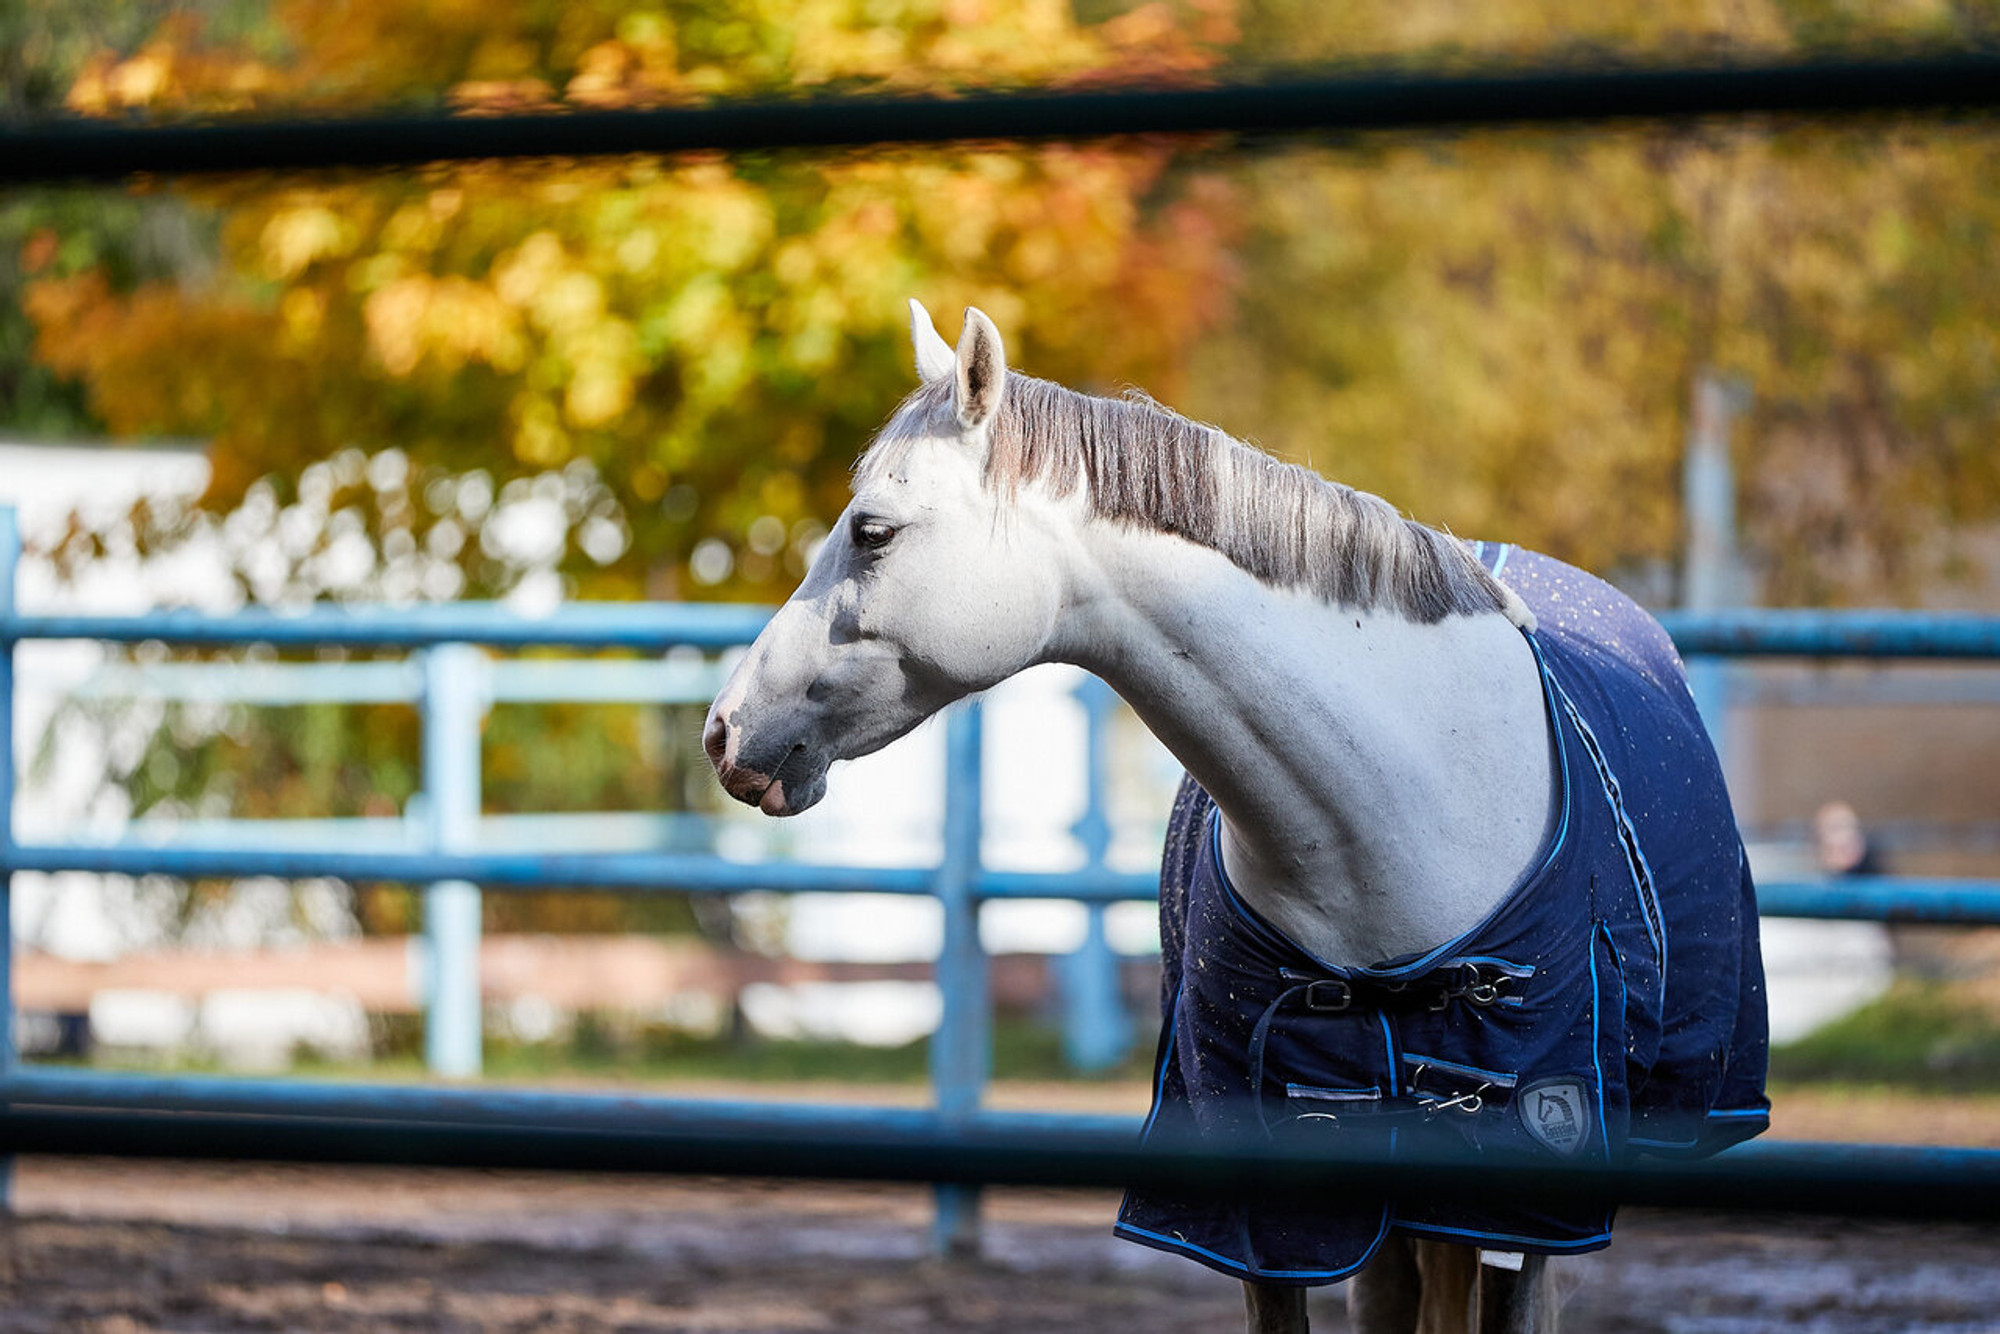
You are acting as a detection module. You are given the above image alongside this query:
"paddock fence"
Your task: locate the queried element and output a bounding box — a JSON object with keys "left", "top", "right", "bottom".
{"left": 5, "top": 500, "right": 2000, "bottom": 1247}
{"left": 5, "top": 48, "right": 2000, "bottom": 1255}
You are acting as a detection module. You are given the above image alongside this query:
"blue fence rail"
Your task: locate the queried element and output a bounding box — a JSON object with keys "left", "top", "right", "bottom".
{"left": 6, "top": 501, "right": 2000, "bottom": 1251}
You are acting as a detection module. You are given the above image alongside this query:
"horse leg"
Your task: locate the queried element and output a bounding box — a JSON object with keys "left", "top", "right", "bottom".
{"left": 1346, "top": 1237, "right": 1492, "bottom": 1334}
{"left": 1346, "top": 1234, "right": 1421, "bottom": 1333}
{"left": 1242, "top": 1280, "right": 1308, "bottom": 1334}
{"left": 1410, "top": 1240, "right": 1480, "bottom": 1333}
{"left": 1474, "top": 1254, "right": 1554, "bottom": 1334}
{"left": 1366, "top": 1248, "right": 1562, "bottom": 1333}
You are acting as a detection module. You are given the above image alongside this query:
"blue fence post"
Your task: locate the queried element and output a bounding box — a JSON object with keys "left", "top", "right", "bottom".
{"left": 0, "top": 506, "right": 18, "bottom": 1208}
{"left": 1683, "top": 371, "right": 1749, "bottom": 767}
{"left": 1059, "top": 675, "right": 1131, "bottom": 1072}
{"left": 931, "top": 700, "right": 988, "bottom": 1257}
{"left": 422, "top": 643, "right": 485, "bottom": 1079}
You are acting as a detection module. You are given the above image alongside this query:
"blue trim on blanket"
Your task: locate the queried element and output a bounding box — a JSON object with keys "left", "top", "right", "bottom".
{"left": 1118, "top": 1213, "right": 1618, "bottom": 1281}
{"left": 1630, "top": 1107, "right": 1770, "bottom": 1153}
{"left": 1355, "top": 642, "right": 1573, "bottom": 980}
{"left": 1207, "top": 814, "right": 1326, "bottom": 967}
{"left": 1138, "top": 980, "right": 1185, "bottom": 1142}
{"left": 1379, "top": 1012, "right": 1400, "bottom": 1095}
{"left": 1111, "top": 1220, "right": 1382, "bottom": 1284}
{"left": 1394, "top": 1221, "right": 1613, "bottom": 1253}
{"left": 1552, "top": 672, "right": 1669, "bottom": 996}
{"left": 1589, "top": 921, "right": 1612, "bottom": 1160}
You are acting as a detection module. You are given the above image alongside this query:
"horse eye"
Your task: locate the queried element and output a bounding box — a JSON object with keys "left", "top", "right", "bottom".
{"left": 851, "top": 516, "right": 896, "bottom": 551}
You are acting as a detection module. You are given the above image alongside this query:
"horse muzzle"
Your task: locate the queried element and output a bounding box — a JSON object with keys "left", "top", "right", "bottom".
{"left": 704, "top": 710, "right": 829, "bottom": 817}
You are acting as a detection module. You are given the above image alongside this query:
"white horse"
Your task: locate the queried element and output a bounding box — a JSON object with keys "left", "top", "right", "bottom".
{"left": 706, "top": 302, "right": 1767, "bottom": 1334}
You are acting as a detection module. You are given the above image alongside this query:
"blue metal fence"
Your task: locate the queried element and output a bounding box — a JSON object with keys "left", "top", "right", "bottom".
{"left": 7, "top": 501, "right": 2000, "bottom": 1248}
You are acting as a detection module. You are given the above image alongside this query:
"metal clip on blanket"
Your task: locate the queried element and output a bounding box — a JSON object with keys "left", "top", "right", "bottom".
{"left": 1409, "top": 1063, "right": 1494, "bottom": 1119}
{"left": 1417, "top": 1083, "right": 1492, "bottom": 1118}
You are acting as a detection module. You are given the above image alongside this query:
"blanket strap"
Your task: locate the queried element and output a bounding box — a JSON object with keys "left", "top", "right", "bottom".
{"left": 1244, "top": 961, "right": 1527, "bottom": 1135}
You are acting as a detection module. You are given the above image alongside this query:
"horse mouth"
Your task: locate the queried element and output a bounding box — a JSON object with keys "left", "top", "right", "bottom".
{"left": 746, "top": 767, "right": 828, "bottom": 817}
{"left": 756, "top": 774, "right": 827, "bottom": 816}
{"left": 715, "top": 744, "right": 828, "bottom": 817}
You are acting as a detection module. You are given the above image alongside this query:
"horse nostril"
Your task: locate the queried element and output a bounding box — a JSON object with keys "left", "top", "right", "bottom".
{"left": 703, "top": 713, "right": 729, "bottom": 765}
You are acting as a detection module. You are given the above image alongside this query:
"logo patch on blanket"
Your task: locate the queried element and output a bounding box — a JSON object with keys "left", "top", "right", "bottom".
{"left": 1519, "top": 1078, "right": 1592, "bottom": 1156}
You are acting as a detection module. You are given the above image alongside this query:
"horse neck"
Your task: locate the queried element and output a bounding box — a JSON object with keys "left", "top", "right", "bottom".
{"left": 1057, "top": 522, "right": 1554, "bottom": 968}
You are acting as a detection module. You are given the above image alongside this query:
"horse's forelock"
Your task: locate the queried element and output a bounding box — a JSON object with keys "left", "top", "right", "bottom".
{"left": 853, "top": 377, "right": 955, "bottom": 488}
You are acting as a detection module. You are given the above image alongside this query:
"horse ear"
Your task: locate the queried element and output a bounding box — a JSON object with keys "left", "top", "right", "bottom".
{"left": 909, "top": 298, "right": 954, "bottom": 383}
{"left": 954, "top": 306, "right": 1006, "bottom": 430}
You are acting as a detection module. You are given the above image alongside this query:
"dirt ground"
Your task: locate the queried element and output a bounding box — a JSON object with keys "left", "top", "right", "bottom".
{"left": 1, "top": 1084, "right": 1997, "bottom": 1334}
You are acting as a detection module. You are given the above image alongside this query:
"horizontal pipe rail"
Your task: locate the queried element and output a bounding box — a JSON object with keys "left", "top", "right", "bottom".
{"left": 8, "top": 607, "right": 1997, "bottom": 661}
{"left": 7, "top": 840, "right": 2000, "bottom": 923}
{"left": 2, "top": 603, "right": 774, "bottom": 651}
{"left": 0, "top": 1070, "right": 1131, "bottom": 1136}
{"left": 1751, "top": 877, "right": 2000, "bottom": 924}
{"left": 0, "top": 840, "right": 1153, "bottom": 902}
{"left": 39, "top": 657, "right": 729, "bottom": 706}
{"left": 1, "top": 1072, "right": 1996, "bottom": 1223}
{"left": 1655, "top": 610, "right": 2000, "bottom": 660}
{"left": 0, "top": 843, "right": 937, "bottom": 896}
{"left": 4, "top": 53, "right": 2000, "bottom": 183}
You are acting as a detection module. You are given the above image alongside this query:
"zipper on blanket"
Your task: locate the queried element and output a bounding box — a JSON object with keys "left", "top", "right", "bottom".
{"left": 1284, "top": 1083, "right": 1383, "bottom": 1103}
{"left": 1283, "top": 1083, "right": 1384, "bottom": 1125}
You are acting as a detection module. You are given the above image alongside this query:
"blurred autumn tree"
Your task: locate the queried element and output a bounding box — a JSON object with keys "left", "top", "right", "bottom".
{"left": 24, "top": 1, "right": 2000, "bottom": 606}
{"left": 29, "top": 0, "right": 1239, "bottom": 606}
{"left": 0, "top": 1, "right": 262, "bottom": 436}
{"left": 1184, "top": 122, "right": 2000, "bottom": 606}
{"left": 15, "top": 0, "right": 1240, "bottom": 939}
{"left": 1184, "top": 0, "right": 2000, "bottom": 606}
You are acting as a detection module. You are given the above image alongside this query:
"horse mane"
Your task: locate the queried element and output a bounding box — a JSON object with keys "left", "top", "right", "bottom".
{"left": 859, "top": 372, "right": 1526, "bottom": 627}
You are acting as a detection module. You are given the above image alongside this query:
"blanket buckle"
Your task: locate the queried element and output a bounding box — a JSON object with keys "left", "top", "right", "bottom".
{"left": 1303, "top": 979, "right": 1354, "bottom": 1013}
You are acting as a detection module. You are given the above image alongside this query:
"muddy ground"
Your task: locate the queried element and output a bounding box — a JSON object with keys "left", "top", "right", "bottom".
{"left": 1, "top": 1085, "right": 1997, "bottom": 1333}
{"left": 4, "top": 1161, "right": 1999, "bottom": 1333}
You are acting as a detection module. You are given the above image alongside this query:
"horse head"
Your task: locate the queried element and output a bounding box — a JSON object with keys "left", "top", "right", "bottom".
{"left": 704, "top": 301, "right": 1072, "bottom": 816}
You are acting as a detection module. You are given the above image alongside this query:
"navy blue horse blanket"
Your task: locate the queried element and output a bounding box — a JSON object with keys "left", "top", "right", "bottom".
{"left": 1115, "top": 543, "right": 1770, "bottom": 1284}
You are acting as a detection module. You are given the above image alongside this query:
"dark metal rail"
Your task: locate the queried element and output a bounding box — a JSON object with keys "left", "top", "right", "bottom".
{"left": 3, "top": 53, "right": 1999, "bottom": 183}
{"left": 2, "top": 1070, "right": 1996, "bottom": 1223}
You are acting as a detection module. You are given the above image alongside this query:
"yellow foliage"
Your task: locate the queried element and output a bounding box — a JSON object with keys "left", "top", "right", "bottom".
{"left": 1184, "top": 114, "right": 2000, "bottom": 602}
{"left": 37, "top": 0, "right": 1239, "bottom": 601}
{"left": 362, "top": 274, "right": 526, "bottom": 376}
{"left": 39, "top": 0, "right": 2000, "bottom": 604}
{"left": 260, "top": 205, "right": 360, "bottom": 280}
{"left": 62, "top": 0, "right": 1225, "bottom": 118}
